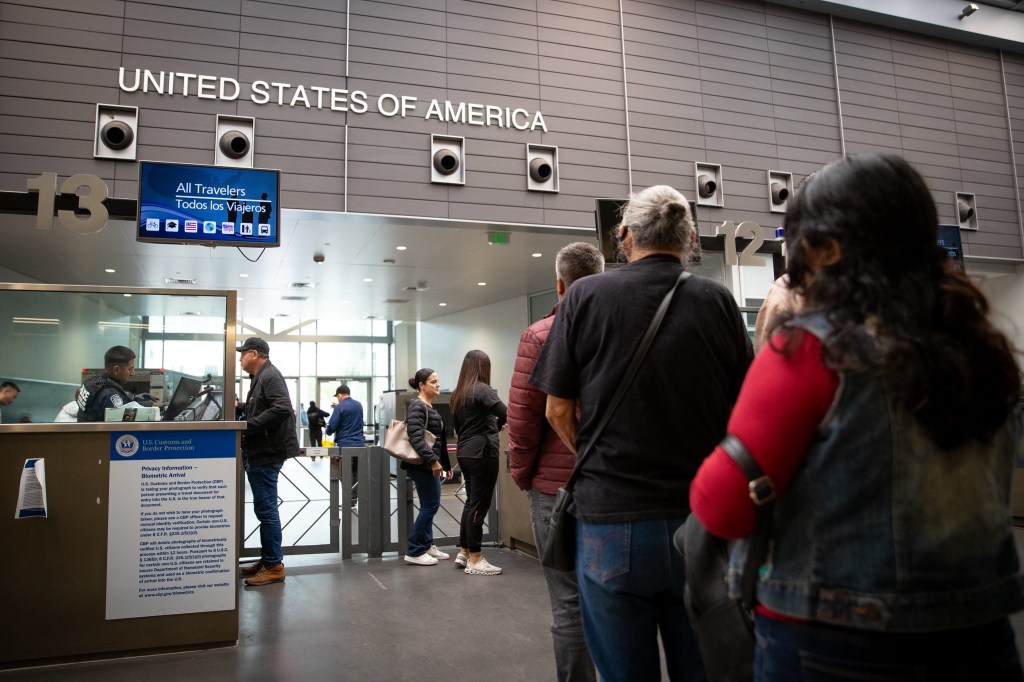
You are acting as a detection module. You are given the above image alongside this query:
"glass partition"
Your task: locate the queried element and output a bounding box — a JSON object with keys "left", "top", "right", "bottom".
{"left": 0, "top": 284, "right": 236, "bottom": 424}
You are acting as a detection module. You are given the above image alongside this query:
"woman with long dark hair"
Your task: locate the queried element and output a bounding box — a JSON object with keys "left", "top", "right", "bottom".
{"left": 451, "top": 349, "right": 507, "bottom": 576}
{"left": 402, "top": 367, "right": 452, "bottom": 565}
{"left": 691, "top": 153, "right": 1024, "bottom": 679}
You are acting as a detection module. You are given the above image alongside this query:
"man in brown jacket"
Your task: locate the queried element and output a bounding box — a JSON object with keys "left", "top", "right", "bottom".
{"left": 508, "top": 241, "right": 603, "bottom": 682}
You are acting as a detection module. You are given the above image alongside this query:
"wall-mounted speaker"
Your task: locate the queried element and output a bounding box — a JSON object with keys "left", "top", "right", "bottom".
{"left": 94, "top": 104, "right": 138, "bottom": 160}
{"left": 526, "top": 144, "right": 558, "bottom": 192}
{"left": 430, "top": 134, "right": 465, "bottom": 185}
{"left": 215, "top": 115, "right": 255, "bottom": 167}
{"left": 955, "top": 192, "right": 978, "bottom": 231}
{"left": 695, "top": 162, "right": 723, "bottom": 207}
{"left": 768, "top": 170, "right": 793, "bottom": 214}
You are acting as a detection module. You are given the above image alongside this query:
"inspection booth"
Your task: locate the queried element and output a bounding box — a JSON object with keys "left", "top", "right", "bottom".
{"left": 0, "top": 283, "right": 241, "bottom": 668}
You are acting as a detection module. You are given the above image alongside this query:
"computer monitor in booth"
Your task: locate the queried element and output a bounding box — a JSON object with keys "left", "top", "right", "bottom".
{"left": 161, "top": 376, "right": 205, "bottom": 421}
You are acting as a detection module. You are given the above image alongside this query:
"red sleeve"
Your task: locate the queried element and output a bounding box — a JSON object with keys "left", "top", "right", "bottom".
{"left": 690, "top": 329, "right": 839, "bottom": 539}
{"left": 507, "top": 325, "right": 547, "bottom": 490}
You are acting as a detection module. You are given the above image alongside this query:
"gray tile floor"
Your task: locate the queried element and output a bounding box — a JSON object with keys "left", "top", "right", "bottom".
{"left": 6, "top": 531, "right": 1024, "bottom": 680}
{"left": 1, "top": 547, "right": 556, "bottom": 681}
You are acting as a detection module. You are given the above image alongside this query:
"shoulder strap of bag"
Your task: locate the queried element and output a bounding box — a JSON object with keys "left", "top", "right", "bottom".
{"left": 564, "top": 270, "right": 691, "bottom": 491}
{"left": 720, "top": 434, "right": 776, "bottom": 611}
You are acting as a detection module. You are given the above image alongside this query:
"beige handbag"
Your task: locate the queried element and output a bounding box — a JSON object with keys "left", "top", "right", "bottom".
{"left": 383, "top": 418, "right": 435, "bottom": 464}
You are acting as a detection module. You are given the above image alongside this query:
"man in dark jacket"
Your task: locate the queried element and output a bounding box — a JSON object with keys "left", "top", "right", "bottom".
{"left": 237, "top": 337, "right": 299, "bottom": 586}
{"left": 306, "top": 400, "right": 329, "bottom": 446}
{"left": 77, "top": 346, "right": 139, "bottom": 422}
{"left": 508, "top": 241, "right": 604, "bottom": 682}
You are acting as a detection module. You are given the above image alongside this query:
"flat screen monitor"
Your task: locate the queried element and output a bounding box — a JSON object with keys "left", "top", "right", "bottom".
{"left": 595, "top": 198, "right": 629, "bottom": 266}
{"left": 137, "top": 161, "right": 282, "bottom": 247}
{"left": 936, "top": 224, "right": 965, "bottom": 275}
{"left": 595, "top": 197, "right": 699, "bottom": 266}
{"left": 162, "top": 376, "right": 204, "bottom": 421}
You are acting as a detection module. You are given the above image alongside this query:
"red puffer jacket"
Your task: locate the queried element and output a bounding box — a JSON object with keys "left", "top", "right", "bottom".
{"left": 507, "top": 306, "right": 577, "bottom": 495}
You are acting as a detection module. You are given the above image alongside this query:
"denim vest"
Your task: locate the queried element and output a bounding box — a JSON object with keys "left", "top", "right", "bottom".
{"left": 729, "top": 314, "right": 1024, "bottom": 631}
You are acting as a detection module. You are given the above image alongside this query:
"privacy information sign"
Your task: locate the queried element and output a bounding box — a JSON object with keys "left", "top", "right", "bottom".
{"left": 106, "top": 429, "right": 237, "bottom": 620}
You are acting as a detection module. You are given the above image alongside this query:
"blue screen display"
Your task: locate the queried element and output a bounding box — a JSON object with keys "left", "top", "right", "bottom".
{"left": 137, "top": 161, "right": 281, "bottom": 247}
{"left": 936, "top": 224, "right": 965, "bottom": 275}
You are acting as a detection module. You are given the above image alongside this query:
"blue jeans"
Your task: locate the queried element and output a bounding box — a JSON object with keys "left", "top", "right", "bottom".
{"left": 407, "top": 466, "right": 441, "bottom": 556}
{"left": 754, "top": 614, "right": 1024, "bottom": 681}
{"left": 576, "top": 518, "right": 705, "bottom": 682}
{"left": 246, "top": 459, "right": 284, "bottom": 567}
{"left": 530, "top": 491, "right": 596, "bottom": 682}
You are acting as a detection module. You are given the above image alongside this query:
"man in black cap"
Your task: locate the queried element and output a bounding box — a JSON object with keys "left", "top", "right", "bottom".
{"left": 237, "top": 337, "right": 299, "bottom": 586}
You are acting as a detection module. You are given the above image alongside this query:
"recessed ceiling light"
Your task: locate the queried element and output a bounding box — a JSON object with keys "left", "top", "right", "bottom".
{"left": 477, "top": 282, "right": 487, "bottom": 286}
{"left": 105, "top": 268, "right": 115, "bottom": 273}
{"left": 123, "top": 293, "right": 132, "bottom": 297}
{"left": 240, "top": 273, "right": 248, "bottom": 278}
{"left": 396, "top": 245, "right": 407, "bottom": 251}
{"left": 439, "top": 302, "right": 447, "bottom": 307}
{"left": 532, "top": 253, "right": 542, "bottom": 258}
{"left": 363, "top": 278, "right": 373, "bottom": 282}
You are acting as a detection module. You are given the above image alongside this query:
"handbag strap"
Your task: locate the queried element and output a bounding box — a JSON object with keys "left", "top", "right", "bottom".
{"left": 720, "top": 434, "right": 775, "bottom": 611}
{"left": 564, "top": 270, "right": 691, "bottom": 491}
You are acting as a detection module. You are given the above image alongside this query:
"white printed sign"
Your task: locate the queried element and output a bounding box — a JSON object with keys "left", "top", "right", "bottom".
{"left": 106, "top": 430, "right": 237, "bottom": 620}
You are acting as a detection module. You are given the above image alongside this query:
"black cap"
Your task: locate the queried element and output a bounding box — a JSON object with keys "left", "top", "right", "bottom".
{"left": 236, "top": 337, "right": 270, "bottom": 355}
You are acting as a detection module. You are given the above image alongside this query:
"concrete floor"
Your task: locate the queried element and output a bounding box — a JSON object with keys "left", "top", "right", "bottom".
{"left": 1, "top": 547, "right": 555, "bottom": 681}
{"left": 6, "top": 531, "right": 1024, "bottom": 681}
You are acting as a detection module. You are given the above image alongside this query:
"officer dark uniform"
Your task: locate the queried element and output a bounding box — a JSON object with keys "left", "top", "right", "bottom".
{"left": 76, "top": 345, "right": 139, "bottom": 422}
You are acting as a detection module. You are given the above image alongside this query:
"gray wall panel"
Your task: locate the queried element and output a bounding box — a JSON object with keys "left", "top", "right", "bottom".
{"left": 447, "top": 44, "right": 538, "bottom": 71}
{"left": 0, "top": 0, "right": 1021, "bottom": 258}
{"left": 4, "top": 4, "right": 126, "bottom": 33}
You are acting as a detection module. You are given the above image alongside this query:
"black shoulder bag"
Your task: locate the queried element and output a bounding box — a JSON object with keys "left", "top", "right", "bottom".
{"left": 541, "top": 270, "right": 690, "bottom": 572}
{"left": 673, "top": 434, "right": 776, "bottom": 682}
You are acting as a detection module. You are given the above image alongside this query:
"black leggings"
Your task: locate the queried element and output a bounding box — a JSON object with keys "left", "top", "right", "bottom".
{"left": 457, "top": 455, "right": 499, "bottom": 552}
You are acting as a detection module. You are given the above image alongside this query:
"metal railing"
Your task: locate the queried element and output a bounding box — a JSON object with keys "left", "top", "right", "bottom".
{"left": 241, "top": 446, "right": 499, "bottom": 559}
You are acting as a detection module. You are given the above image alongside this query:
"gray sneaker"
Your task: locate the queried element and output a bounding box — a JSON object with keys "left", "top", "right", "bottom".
{"left": 464, "top": 557, "right": 502, "bottom": 576}
{"left": 427, "top": 545, "right": 450, "bottom": 560}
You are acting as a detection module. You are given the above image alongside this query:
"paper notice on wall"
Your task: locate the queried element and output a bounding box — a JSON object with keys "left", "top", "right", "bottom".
{"left": 106, "top": 430, "right": 237, "bottom": 620}
{"left": 15, "top": 458, "right": 47, "bottom": 519}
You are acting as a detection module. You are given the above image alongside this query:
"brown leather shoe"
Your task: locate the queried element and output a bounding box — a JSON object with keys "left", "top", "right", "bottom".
{"left": 240, "top": 560, "right": 265, "bottom": 576}
{"left": 244, "top": 563, "right": 285, "bottom": 586}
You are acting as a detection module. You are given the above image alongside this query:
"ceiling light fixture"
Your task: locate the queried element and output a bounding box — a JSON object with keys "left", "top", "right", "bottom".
{"left": 13, "top": 317, "right": 60, "bottom": 325}
{"left": 105, "top": 268, "right": 115, "bottom": 273}
{"left": 439, "top": 302, "right": 447, "bottom": 307}
{"left": 363, "top": 278, "right": 373, "bottom": 282}
{"left": 477, "top": 282, "right": 487, "bottom": 286}
{"left": 958, "top": 3, "right": 978, "bottom": 19}
{"left": 396, "top": 245, "right": 407, "bottom": 251}
{"left": 532, "top": 253, "right": 542, "bottom": 258}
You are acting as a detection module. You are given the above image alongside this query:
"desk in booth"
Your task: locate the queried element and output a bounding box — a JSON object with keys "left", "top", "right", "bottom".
{"left": 0, "top": 420, "right": 245, "bottom": 667}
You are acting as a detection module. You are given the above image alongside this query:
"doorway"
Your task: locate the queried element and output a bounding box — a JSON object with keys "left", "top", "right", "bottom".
{"left": 318, "top": 377, "right": 371, "bottom": 443}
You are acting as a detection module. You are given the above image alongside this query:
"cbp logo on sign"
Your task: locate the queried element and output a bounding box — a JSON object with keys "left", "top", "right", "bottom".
{"left": 116, "top": 434, "right": 140, "bottom": 457}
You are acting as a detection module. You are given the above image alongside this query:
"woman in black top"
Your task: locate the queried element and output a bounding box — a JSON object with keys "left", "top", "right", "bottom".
{"left": 451, "top": 350, "right": 507, "bottom": 576}
{"left": 403, "top": 368, "right": 453, "bottom": 566}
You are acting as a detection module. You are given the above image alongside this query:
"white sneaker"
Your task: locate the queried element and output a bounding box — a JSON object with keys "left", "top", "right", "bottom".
{"left": 454, "top": 552, "right": 469, "bottom": 568}
{"left": 404, "top": 553, "right": 438, "bottom": 566}
{"left": 427, "top": 545, "right": 450, "bottom": 560}
{"left": 464, "top": 557, "right": 502, "bottom": 576}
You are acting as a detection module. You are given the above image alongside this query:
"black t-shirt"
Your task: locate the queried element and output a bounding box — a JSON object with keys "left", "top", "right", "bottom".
{"left": 453, "top": 382, "right": 507, "bottom": 459}
{"left": 530, "top": 254, "right": 753, "bottom": 523}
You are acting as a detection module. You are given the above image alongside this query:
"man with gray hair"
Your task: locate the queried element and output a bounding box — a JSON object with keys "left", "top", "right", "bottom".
{"left": 508, "top": 241, "right": 604, "bottom": 682}
{"left": 531, "top": 186, "right": 752, "bottom": 680}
